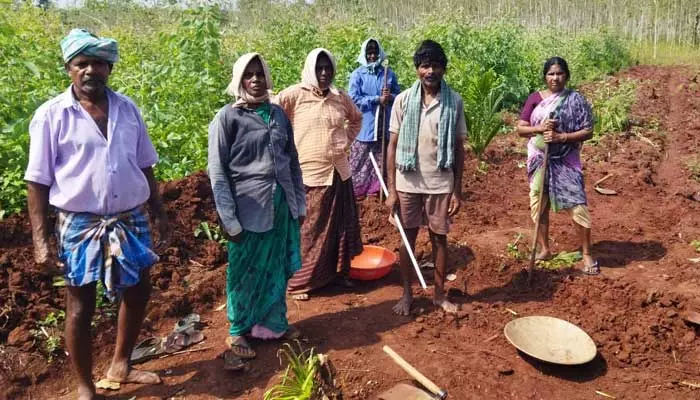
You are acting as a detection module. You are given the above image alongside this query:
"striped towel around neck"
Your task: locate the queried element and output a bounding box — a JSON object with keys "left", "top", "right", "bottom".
{"left": 396, "top": 79, "right": 456, "bottom": 171}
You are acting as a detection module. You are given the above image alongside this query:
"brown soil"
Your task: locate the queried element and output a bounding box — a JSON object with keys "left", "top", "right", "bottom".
{"left": 2, "top": 65, "right": 700, "bottom": 400}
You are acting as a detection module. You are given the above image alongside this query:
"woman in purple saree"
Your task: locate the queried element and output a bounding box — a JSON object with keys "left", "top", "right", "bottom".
{"left": 516, "top": 57, "right": 599, "bottom": 275}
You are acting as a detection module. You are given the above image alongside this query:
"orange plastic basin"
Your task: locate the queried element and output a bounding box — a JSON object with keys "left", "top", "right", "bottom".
{"left": 349, "top": 245, "right": 397, "bottom": 281}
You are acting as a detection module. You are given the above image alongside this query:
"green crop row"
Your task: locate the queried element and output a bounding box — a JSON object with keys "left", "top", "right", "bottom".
{"left": 0, "top": 2, "right": 633, "bottom": 217}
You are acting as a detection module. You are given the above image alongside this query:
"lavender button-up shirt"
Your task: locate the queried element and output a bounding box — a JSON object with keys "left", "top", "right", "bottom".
{"left": 24, "top": 86, "right": 158, "bottom": 215}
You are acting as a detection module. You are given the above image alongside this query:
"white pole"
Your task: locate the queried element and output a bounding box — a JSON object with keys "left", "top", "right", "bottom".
{"left": 368, "top": 152, "right": 427, "bottom": 289}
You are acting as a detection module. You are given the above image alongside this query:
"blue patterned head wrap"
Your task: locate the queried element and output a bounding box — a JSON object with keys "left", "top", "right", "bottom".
{"left": 60, "top": 29, "right": 119, "bottom": 64}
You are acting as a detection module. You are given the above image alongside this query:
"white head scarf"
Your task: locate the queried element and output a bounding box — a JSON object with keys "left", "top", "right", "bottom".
{"left": 225, "top": 52, "right": 273, "bottom": 107}
{"left": 301, "top": 48, "right": 338, "bottom": 94}
{"left": 356, "top": 38, "right": 386, "bottom": 74}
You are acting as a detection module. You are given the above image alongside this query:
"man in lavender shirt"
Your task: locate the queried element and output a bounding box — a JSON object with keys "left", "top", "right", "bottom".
{"left": 25, "top": 29, "right": 168, "bottom": 400}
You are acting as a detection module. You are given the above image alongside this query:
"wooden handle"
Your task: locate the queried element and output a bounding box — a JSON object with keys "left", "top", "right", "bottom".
{"left": 383, "top": 345, "right": 445, "bottom": 397}
{"left": 594, "top": 173, "right": 613, "bottom": 187}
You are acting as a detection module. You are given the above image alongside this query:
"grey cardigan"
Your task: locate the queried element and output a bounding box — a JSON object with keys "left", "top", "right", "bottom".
{"left": 207, "top": 103, "right": 306, "bottom": 235}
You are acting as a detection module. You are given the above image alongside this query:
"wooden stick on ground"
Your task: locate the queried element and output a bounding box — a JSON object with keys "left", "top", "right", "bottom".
{"left": 159, "top": 346, "right": 211, "bottom": 359}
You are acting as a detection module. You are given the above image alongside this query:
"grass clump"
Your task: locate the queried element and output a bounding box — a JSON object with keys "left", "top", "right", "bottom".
{"left": 264, "top": 342, "right": 338, "bottom": 400}
{"left": 589, "top": 78, "right": 637, "bottom": 141}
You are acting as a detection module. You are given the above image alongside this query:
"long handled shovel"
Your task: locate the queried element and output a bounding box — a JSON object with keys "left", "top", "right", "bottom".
{"left": 378, "top": 59, "right": 390, "bottom": 204}
{"left": 369, "top": 152, "right": 428, "bottom": 289}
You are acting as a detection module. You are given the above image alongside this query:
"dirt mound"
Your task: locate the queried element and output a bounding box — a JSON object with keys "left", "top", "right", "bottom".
{"left": 0, "top": 172, "right": 226, "bottom": 362}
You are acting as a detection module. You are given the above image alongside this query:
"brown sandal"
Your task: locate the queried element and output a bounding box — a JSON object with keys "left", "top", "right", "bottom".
{"left": 225, "top": 336, "right": 256, "bottom": 359}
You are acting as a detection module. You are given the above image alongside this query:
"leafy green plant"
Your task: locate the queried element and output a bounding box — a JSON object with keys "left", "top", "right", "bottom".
{"left": 537, "top": 251, "right": 583, "bottom": 270}
{"left": 194, "top": 221, "right": 227, "bottom": 245}
{"left": 476, "top": 160, "right": 489, "bottom": 175}
{"left": 264, "top": 343, "right": 321, "bottom": 400}
{"left": 686, "top": 158, "right": 700, "bottom": 182}
{"left": 589, "top": 79, "right": 636, "bottom": 141}
{"left": 506, "top": 233, "right": 526, "bottom": 261}
{"left": 462, "top": 69, "right": 505, "bottom": 159}
{"left": 30, "top": 310, "right": 65, "bottom": 362}
{"left": 37, "top": 311, "right": 65, "bottom": 328}
{"left": 95, "top": 280, "right": 111, "bottom": 311}
{"left": 690, "top": 240, "right": 700, "bottom": 253}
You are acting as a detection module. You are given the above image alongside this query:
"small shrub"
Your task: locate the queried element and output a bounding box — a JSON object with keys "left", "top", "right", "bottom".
{"left": 194, "top": 221, "right": 227, "bottom": 245}
{"left": 463, "top": 69, "right": 506, "bottom": 158}
{"left": 506, "top": 233, "right": 526, "bottom": 261}
{"left": 589, "top": 79, "right": 636, "bottom": 141}
{"left": 264, "top": 343, "right": 320, "bottom": 400}
{"left": 691, "top": 240, "right": 700, "bottom": 253}
{"left": 687, "top": 158, "right": 700, "bottom": 182}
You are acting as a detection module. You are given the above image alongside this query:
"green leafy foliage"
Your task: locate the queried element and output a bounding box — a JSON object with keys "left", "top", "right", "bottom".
{"left": 30, "top": 311, "right": 65, "bottom": 362}
{"left": 691, "top": 240, "right": 700, "bottom": 253}
{"left": 686, "top": 157, "right": 700, "bottom": 182}
{"left": 462, "top": 70, "right": 505, "bottom": 158}
{"left": 537, "top": 251, "right": 583, "bottom": 270}
{"left": 264, "top": 343, "right": 320, "bottom": 400}
{"left": 506, "top": 233, "right": 526, "bottom": 261}
{"left": 0, "top": 2, "right": 634, "bottom": 217}
{"left": 589, "top": 79, "right": 637, "bottom": 141}
{"left": 194, "top": 221, "right": 227, "bottom": 245}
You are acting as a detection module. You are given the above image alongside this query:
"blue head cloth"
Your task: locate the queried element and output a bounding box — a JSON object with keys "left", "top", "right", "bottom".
{"left": 356, "top": 38, "right": 386, "bottom": 74}
{"left": 60, "top": 28, "right": 119, "bottom": 64}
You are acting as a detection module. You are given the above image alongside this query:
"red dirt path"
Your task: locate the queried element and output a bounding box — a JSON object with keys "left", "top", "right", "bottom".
{"left": 2, "top": 65, "right": 700, "bottom": 399}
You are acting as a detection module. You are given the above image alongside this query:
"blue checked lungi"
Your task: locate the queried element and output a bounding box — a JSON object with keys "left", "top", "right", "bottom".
{"left": 56, "top": 206, "right": 159, "bottom": 300}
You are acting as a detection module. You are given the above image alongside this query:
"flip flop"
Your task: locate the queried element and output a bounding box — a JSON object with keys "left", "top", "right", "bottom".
{"left": 223, "top": 350, "right": 245, "bottom": 371}
{"left": 173, "top": 313, "right": 201, "bottom": 333}
{"left": 582, "top": 261, "right": 600, "bottom": 275}
{"left": 164, "top": 329, "right": 205, "bottom": 353}
{"left": 130, "top": 337, "right": 165, "bottom": 364}
{"left": 225, "top": 336, "right": 256, "bottom": 359}
{"left": 290, "top": 293, "right": 309, "bottom": 301}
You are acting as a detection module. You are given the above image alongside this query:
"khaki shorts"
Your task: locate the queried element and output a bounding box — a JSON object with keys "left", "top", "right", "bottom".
{"left": 397, "top": 191, "right": 451, "bottom": 235}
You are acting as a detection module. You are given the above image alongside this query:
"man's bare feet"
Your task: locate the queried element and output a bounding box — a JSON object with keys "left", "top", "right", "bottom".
{"left": 106, "top": 363, "right": 161, "bottom": 385}
{"left": 433, "top": 298, "right": 459, "bottom": 314}
{"left": 393, "top": 295, "right": 413, "bottom": 316}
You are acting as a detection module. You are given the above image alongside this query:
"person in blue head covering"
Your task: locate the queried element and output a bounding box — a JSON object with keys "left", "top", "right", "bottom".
{"left": 347, "top": 38, "right": 401, "bottom": 199}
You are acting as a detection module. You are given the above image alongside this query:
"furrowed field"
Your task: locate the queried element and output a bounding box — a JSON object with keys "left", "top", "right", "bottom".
{"left": 0, "top": 1, "right": 636, "bottom": 217}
